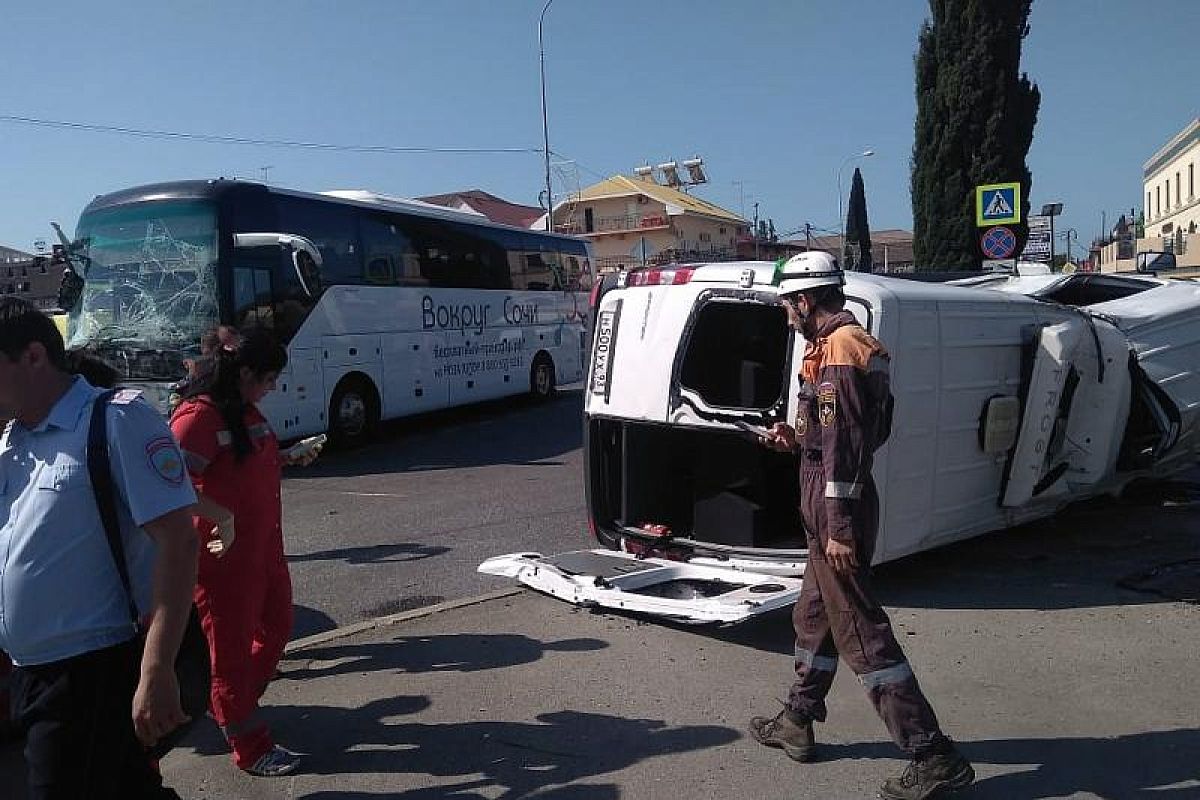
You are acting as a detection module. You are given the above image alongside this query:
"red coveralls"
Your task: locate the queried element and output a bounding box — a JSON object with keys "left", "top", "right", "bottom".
{"left": 171, "top": 398, "right": 293, "bottom": 769}
{"left": 786, "top": 310, "right": 947, "bottom": 757}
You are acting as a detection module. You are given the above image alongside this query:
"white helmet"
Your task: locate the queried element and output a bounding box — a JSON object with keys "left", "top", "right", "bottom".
{"left": 775, "top": 251, "right": 844, "bottom": 296}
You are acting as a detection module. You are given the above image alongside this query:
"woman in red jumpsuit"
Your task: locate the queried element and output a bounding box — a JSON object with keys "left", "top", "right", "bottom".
{"left": 171, "top": 328, "right": 311, "bottom": 777}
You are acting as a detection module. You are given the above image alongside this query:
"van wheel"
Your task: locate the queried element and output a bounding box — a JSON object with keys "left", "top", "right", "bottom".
{"left": 530, "top": 354, "right": 556, "bottom": 400}
{"left": 329, "top": 377, "right": 379, "bottom": 447}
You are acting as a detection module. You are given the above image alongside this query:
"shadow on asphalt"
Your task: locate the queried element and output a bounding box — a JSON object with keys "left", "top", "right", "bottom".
{"left": 178, "top": 698, "right": 734, "bottom": 799}
{"left": 281, "top": 708, "right": 736, "bottom": 796}
{"left": 291, "top": 390, "right": 584, "bottom": 478}
{"left": 871, "top": 488, "right": 1200, "bottom": 612}
{"left": 817, "top": 728, "right": 1200, "bottom": 799}
{"left": 282, "top": 633, "right": 608, "bottom": 680}
{"left": 289, "top": 541, "right": 452, "bottom": 566}
{"left": 301, "top": 784, "right": 619, "bottom": 800}
{"left": 292, "top": 603, "right": 340, "bottom": 639}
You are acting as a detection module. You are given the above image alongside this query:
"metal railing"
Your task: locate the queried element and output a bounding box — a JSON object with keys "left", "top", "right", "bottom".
{"left": 557, "top": 212, "right": 671, "bottom": 235}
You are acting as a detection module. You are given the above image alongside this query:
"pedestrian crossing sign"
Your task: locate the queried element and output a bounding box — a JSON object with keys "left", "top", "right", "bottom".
{"left": 975, "top": 182, "right": 1021, "bottom": 227}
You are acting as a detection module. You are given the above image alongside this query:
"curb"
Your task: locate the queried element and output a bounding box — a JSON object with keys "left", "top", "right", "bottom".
{"left": 284, "top": 587, "right": 525, "bottom": 654}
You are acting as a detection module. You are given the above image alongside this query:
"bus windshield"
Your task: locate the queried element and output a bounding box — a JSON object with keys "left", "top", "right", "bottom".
{"left": 67, "top": 200, "right": 219, "bottom": 367}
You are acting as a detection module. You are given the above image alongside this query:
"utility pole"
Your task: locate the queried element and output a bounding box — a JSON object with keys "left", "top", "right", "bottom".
{"left": 539, "top": 0, "right": 556, "bottom": 232}
{"left": 753, "top": 202, "right": 760, "bottom": 260}
{"left": 805, "top": 222, "right": 813, "bottom": 250}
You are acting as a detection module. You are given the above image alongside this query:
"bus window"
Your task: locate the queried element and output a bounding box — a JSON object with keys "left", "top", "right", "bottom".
{"left": 277, "top": 197, "right": 361, "bottom": 284}
{"left": 233, "top": 267, "right": 274, "bottom": 329}
{"left": 359, "top": 215, "right": 418, "bottom": 286}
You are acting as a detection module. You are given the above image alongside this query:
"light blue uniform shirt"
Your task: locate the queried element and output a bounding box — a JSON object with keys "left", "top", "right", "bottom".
{"left": 0, "top": 377, "right": 197, "bottom": 666}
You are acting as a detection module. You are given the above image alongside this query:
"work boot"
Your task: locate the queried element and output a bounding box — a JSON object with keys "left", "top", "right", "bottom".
{"left": 748, "top": 708, "right": 816, "bottom": 762}
{"left": 879, "top": 745, "right": 974, "bottom": 800}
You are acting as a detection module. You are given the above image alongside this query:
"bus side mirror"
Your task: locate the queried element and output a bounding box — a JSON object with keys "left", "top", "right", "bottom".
{"left": 232, "top": 233, "right": 324, "bottom": 297}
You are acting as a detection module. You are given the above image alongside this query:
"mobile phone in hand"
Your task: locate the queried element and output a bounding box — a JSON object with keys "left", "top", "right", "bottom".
{"left": 732, "top": 420, "right": 770, "bottom": 439}
{"left": 284, "top": 433, "right": 327, "bottom": 460}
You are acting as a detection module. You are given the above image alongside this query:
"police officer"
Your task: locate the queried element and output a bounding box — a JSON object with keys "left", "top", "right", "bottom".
{"left": 748, "top": 253, "right": 973, "bottom": 800}
{"left": 0, "top": 297, "right": 199, "bottom": 799}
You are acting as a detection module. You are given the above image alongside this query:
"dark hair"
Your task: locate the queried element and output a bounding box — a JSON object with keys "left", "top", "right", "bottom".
{"left": 0, "top": 297, "right": 68, "bottom": 370}
{"left": 65, "top": 349, "right": 121, "bottom": 388}
{"left": 806, "top": 285, "right": 846, "bottom": 312}
{"left": 180, "top": 327, "right": 287, "bottom": 462}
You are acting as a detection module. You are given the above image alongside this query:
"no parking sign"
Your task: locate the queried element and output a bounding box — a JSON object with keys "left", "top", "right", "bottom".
{"left": 980, "top": 226, "right": 1017, "bottom": 260}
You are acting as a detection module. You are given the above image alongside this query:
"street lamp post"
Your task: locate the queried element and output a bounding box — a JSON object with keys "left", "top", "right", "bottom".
{"left": 837, "top": 149, "right": 874, "bottom": 268}
{"left": 1040, "top": 202, "right": 1063, "bottom": 269}
{"left": 539, "top": 0, "right": 555, "bottom": 232}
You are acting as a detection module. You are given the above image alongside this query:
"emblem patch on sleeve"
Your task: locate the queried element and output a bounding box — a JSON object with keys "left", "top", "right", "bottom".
{"left": 817, "top": 382, "right": 837, "bottom": 427}
{"left": 146, "top": 437, "right": 186, "bottom": 486}
{"left": 795, "top": 409, "right": 808, "bottom": 437}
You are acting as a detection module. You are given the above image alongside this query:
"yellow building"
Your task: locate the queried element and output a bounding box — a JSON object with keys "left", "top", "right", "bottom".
{"left": 551, "top": 174, "right": 747, "bottom": 273}
{"left": 1142, "top": 117, "right": 1199, "bottom": 268}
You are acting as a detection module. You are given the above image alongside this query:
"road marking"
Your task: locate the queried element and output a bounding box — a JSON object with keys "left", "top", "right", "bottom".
{"left": 335, "top": 491, "right": 408, "bottom": 498}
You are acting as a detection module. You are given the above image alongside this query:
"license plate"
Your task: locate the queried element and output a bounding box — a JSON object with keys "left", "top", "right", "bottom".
{"left": 591, "top": 310, "right": 616, "bottom": 395}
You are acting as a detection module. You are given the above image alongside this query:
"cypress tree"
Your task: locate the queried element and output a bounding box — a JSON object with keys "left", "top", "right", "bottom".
{"left": 845, "top": 167, "right": 873, "bottom": 271}
{"left": 911, "top": 0, "right": 1041, "bottom": 270}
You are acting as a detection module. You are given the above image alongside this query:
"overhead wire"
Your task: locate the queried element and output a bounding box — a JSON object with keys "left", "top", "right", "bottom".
{"left": 0, "top": 113, "right": 541, "bottom": 155}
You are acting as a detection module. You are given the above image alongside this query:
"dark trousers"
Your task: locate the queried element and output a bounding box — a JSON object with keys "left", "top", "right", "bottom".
{"left": 787, "top": 467, "right": 946, "bottom": 756}
{"left": 10, "top": 638, "right": 181, "bottom": 800}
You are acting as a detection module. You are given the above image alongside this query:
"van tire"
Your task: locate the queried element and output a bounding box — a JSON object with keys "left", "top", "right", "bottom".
{"left": 329, "top": 375, "right": 380, "bottom": 447}
{"left": 530, "top": 353, "right": 556, "bottom": 400}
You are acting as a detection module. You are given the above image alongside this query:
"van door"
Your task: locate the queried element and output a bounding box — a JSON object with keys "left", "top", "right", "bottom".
{"left": 1001, "top": 319, "right": 1086, "bottom": 507}
{"left": 479, "top": 549, "right": 803, "bottom": 625}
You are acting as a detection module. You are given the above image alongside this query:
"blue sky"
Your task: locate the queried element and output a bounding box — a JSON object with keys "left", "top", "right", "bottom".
{"left": 1, "top": 0, "right": 1197, "bottom": 258}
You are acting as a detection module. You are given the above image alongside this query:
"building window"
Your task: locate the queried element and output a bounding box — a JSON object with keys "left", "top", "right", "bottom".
{"left": 1157, "top": 185, "right": 1161, "bottom": 217}
{"left": 1148, "top": 191, "right": 1152, "bottom": 216}
{"left": 1191, "top": 163, "right": 1195, "bottom": 199}
{"left": 1177, "top": 171, "right": 1182, "bottom": 206}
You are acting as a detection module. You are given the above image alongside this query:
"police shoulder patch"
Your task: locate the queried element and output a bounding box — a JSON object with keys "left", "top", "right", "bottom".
{"left": 146, "top": 436, "right": 185, "bottom": 486}
{"left": 111, "top": 389, "right": 144, "bottom": 406}
{"left": 817, "top": 381, "right": 837, "bottom": 427}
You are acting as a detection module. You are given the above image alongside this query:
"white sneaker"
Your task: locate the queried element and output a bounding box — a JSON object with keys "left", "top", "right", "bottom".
{"left": 245, "top": 744, "right": 303, "bottom": 777}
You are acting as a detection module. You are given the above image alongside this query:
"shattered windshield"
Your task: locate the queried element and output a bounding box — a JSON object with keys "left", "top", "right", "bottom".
{"left": 66, "top": 200, "right": 219, "bottom": 375}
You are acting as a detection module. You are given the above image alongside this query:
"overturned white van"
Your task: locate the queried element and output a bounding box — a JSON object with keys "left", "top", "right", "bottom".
{"left": 480, "top": 264, "right": 1200, "bottom": 623}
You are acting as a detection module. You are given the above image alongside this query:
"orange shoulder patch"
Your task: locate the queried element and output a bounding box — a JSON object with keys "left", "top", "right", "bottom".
{"left": 825, "top": 325, "right": 888, "bottom": 369}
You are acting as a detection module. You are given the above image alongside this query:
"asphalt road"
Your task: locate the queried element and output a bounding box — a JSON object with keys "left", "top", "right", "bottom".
{"left": 281, "top": 388, "right": 590, "bottom": 639}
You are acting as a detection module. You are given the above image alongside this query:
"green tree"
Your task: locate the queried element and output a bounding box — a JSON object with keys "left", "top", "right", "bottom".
{"left": 911, "top": 0, "right": 1041, "bottom": 270}
{"left": 844, "top": 167, "right": 873, "bottom": 271}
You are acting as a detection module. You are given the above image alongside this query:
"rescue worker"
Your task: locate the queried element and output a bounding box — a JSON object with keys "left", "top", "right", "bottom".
{"left": 749, "top": 252, "right": 974, "bottom": 800}
{"left": 170, "top": 328, "right": 313, "bottom": 777}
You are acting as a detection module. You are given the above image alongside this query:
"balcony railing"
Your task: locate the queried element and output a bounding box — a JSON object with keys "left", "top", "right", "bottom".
{"left": 594, "top": 246, "right": 738, "bottom": 273}
{"left": 557, "top": 212, "right": 671, "bottom": 236}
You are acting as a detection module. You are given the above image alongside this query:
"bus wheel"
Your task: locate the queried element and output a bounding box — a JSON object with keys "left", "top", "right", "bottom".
{"left": 329, "top": 377, "right": 379, "bottom": 447}
{"left": 530, "top": 354, "right": 556, "bottom": 400}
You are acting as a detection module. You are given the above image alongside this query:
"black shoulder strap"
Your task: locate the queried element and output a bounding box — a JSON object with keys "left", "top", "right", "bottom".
{"left": 86, "top": 388, "right": 140, "bottom": 631}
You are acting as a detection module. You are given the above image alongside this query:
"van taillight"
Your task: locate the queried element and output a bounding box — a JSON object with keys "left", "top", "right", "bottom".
{"left": 589, "top": 281, "right": 602, "bottom": 309}
{"left": 628, "top": 267, "right": 694, "bottom": 287}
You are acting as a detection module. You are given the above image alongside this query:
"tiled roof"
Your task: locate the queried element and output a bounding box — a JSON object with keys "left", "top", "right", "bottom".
{"left": 417, "top": 189, "right": 544, "bottom": 228}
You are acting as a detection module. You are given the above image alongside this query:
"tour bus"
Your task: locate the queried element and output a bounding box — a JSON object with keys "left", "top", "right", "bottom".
{"left": 61, "top": 179, "right": 594, "bottom": 444}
